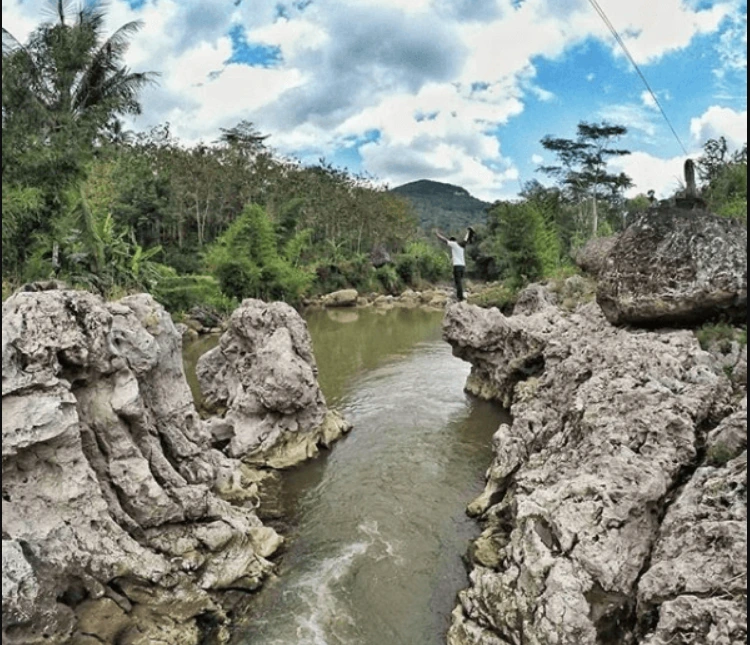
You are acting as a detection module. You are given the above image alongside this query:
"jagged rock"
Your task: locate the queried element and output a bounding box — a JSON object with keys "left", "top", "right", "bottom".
{"left": 512, "top": 282, "right": 558, "bottom": 315}
{"left": 320, "top": 289, "right": 359, "bottom": 308}
{"left": 596, "top": 208, "right": 747, "bottom": 326}
{"left": 443, "top": 290, "right": 742, "bottom": 645}
{"left": 574, "top": 235, "right": 618, "bottom": 277}
{"left": 1, "top": 290, "right": 285, "bottom": 644}
{"left": 196, "top": 299, "right": 351, "bottom": 469}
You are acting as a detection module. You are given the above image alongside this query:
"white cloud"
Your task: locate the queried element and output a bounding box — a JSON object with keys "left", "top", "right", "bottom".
{"left": 690, "top": 106, "right": 748, "bottom": 149}
{"left": 2, "top": 0, "right": 742, "bottom": 203}
{"left": 532, "top": 154, "right": 545, "bottom": 165}
{"left": 598, "top": 104, "right": 659, "bottom": 138}
{"left": 612, "top": 151, "right": 691, "bottom": 199}
{"left": 641, "top": 91, "right": 658, "bottom": 110}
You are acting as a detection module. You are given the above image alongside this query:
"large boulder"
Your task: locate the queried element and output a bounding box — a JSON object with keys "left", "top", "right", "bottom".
{"left": 197, "top": 299, "right": 350, "bottom": 469}
{"left": 596, "top": 208, "right": 747, "bottom": 326}
{"left": 574, "top": 235, "right": 618, "bottom": 277}
{"left": 1, "top": 290, "right": 284, "bottom": 644}
{"left": 443, "top": 293, "right": 744, "bottom": 645}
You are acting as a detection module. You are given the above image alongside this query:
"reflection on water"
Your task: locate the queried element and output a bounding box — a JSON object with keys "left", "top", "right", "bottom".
{"left": 228, "top": 307, "right": 510, "bottom": 645}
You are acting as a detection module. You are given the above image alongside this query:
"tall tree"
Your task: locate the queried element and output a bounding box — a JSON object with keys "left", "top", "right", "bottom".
{"left": 539, "top": 121, "right": 632, "bottom": 237}
{"left": 2, "top": 0, "right": 156, "bottom": 272}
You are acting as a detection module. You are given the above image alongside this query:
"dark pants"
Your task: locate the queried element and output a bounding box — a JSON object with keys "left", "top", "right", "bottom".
{"left": 453, "top": 265, "right": 465, "bottom": 301}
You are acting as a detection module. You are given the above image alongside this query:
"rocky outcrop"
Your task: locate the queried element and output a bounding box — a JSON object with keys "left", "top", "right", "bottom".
{"left": 596, "top": 208, "right": 747, "bottom": 326}
{"left": 1, "top": 290, "right": 330, "bottom": 644}
{"left": 197, "top": 299, "right": 351, "bottom": 469}
{"left": 575, "top": 236, "right": 618, "bottom": 277}
{"left": 443, "top": 292, "right": 746, "bottom": 645}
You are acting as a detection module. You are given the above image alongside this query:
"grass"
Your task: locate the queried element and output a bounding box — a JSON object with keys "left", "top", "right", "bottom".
{"left": 695, "top": 322, "right": 747, "bottom": 352}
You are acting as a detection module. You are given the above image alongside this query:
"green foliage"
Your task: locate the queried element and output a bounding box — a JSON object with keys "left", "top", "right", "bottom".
{"left": 204, "top": 203, "right": 313, "bottom": 304}
{"left": 695, "top": 323, "right": 746, "bottom": 351}
{"left": 153, "top": 274, "right": 236, "bottom": 315}
{"left": 374, "top": 265, "right": 404, "bottom": 295}
{"left": 486, "top": 200, "right": 561, "bottom": 288}
{"left": 2, "top": 185, "right": 43, "bottom": 276}
{"left": 697, "top": 138, "right": 747, "bottom": 223}
{"left": 467, "top": 282, "right": 517, "bottom": 312}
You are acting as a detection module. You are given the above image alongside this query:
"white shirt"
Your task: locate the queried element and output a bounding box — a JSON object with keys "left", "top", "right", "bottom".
{"left": 447, "top": 240, "right": 465, "bottom": 267}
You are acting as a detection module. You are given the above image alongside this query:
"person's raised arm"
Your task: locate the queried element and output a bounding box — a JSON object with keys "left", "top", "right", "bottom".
{"left": 434, "top": 229, "right": 448, "bottom": 244}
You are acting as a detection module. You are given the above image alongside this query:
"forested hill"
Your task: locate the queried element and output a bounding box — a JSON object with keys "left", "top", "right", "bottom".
{"left": 390, "top": 180, "right": 492, "bottom": 233}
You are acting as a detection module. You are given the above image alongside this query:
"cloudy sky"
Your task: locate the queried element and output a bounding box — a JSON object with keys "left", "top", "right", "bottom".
{"left": 3, "top": 0, "right": 747, "bottom": 201}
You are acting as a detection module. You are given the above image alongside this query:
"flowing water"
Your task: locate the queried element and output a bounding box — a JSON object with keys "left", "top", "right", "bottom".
{"left": 186, "top": 307, "right": 509, "bottom": 645}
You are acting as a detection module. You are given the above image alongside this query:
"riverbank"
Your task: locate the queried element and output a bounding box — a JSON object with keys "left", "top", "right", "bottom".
{"left": 442, "top": 285, "right": 747, "bottom": 645}
{"left": 1, "top": 289, "right": 348, "bottom": 644}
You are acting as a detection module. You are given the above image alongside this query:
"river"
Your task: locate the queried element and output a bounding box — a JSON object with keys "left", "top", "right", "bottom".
{"left": 186, "top": 306, "right": 509, "bottom": 645}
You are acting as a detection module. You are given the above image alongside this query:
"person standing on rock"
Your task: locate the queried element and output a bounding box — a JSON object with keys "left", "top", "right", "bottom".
{"left": 435, "top": 227, "right": 474, "bottom": 302}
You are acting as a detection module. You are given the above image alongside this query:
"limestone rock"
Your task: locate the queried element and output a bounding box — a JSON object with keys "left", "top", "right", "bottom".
{"left": 1, "top": 290, "right": 284, "bottom": 644}
{"left": 574, "top": 235, "right": 618, "bottom": 277}
{"left": 596, "top": 208, "right": 747, "bottom": 326}
{"left": 197, "top": 299, "right": 350, "bottom": 468}
{"left": 443, "top": 289, "right": 742, "bottom": 645}
{"left": 320, "top": 289, "right": 359, "bottom": 308}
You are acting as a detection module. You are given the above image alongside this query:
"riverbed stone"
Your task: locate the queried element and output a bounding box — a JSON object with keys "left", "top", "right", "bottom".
{"left": 321, "top": 288, "right": 359, "bottom": 307}
{"left": 1, "top": 290, "right": 287, "bottom": 644}
{"left": 196, "top": 299, "right": 351, "bottom": 469}
{"left": 443, "top": 288, "right": 742, "bottom": 645}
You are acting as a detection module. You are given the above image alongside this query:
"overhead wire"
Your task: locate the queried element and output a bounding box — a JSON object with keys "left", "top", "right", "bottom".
{"left": 586, "top": 0, "right": 689, "bottom": 155}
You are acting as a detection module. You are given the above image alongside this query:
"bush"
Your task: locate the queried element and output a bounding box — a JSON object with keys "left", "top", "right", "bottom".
{"left": 394, "top": 240, "right": 451, "bottom": 287}
{"left": 467, "top": 281, "right": 517, "bottom": 312}
{"left": 204, "top": 203, "right": 312, "bottom": 305}
{"left": 153, "top": 274, "right": 237, "bottom": 315}
{"left": 374, "top": 264, "right": 404, "bottom": 295}
{"left": 695, "top": 322, "right": 746, "bottom": 352}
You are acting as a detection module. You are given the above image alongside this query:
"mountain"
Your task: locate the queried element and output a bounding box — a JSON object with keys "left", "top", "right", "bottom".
{"left": 390, "top": 179, "right": 492, "bottom": 233}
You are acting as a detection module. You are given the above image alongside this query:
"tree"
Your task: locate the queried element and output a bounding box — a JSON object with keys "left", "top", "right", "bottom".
{"left": 2, "top": 0, "right": 156, "bottom": 273}
{"left": 539, "top": 121, "right": 632, "bottom": 237}
{"left": 696, "top": 137, "right": 747, "bottom": 221}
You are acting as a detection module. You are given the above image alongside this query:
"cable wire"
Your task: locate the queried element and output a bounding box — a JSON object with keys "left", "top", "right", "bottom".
{"left": 587, "top": 0, "right": 689, "bottom": 155}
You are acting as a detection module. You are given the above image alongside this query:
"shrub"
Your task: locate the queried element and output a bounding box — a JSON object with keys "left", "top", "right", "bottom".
{"left": 153, "top": 274, "right": 237, "bottom": 315}
{"left": 204, "top": 203, "right": 312, "bottom": 305}
{"left": 695, "top": 322, "right": 745, "bottom": 352}
{"left": 375, "top": 264, "right": 404, "bottom": 295}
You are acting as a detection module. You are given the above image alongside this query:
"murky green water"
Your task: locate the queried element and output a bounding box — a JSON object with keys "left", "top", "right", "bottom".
{"left": 214, "top": 307, "right": 510, "bottom": 645}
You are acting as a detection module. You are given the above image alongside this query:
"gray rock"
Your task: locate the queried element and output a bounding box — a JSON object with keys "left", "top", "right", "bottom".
{"left": 321, "top": 289, "right": 359, "bottom": 308}
{"left": 1, "top": 290, "right": 286, "bottom": 644}
{"left": 443, "top": 295, "right": 742, "bottom": 645}
{"left": 596, "top": 208, "right": 747, "bottom": 326}
{"left": 197, "top": 299, "right": 351, "bottom": 468}
{"left": 574, "top": 235, "right": 618, "bottom": 277}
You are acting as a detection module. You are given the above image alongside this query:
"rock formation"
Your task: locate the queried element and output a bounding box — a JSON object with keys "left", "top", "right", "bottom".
{"left": 596, "top": 208, "right": 747, "bottom": 326}
{"left": 443, "top": 292, "right": 746, "bottom": 645}
{"left": 1, "top": 289, "right": 342, "bottom": 644}
{"left": 197, "top": 299, "right": 351, "bottom": 469}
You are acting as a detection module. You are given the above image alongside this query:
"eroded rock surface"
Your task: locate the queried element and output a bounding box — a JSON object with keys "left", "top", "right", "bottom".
{"left": 596, "top": 208, "right": 747, "bottom": 326}
{"left": 197, "top": 299, "right": 351, "bottom": 469}
{"left": 443, "top": 293, "right": 746, "bottom": 645}
{"left": 0, "top": 291, "right": 313, "bottom": 644}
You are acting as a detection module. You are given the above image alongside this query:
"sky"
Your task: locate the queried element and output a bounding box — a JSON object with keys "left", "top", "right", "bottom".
{"left": 2, "top": 0, "right": 747, "bottom": 202}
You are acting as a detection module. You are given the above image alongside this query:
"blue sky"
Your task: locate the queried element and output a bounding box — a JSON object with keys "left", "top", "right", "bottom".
{"left": 3, "top": 0, "right": 747, "bottom": 200}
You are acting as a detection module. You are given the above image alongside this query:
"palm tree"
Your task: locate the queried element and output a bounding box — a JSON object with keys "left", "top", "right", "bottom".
{"left": 2, "top": 0, "right": 157, "bottom": 139}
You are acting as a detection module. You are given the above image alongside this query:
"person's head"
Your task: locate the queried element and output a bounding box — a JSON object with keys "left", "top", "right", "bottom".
{"left": 449, "top": 236, "right": 457, "bottom": 242}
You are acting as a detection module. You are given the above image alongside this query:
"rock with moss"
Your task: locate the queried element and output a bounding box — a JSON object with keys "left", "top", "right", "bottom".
{"left": 1, "top": 290, "right": 285, "bottom": 644}
{"left": 596, "top": 208, "right": 747, "bottom": 326}
{"left": 443, "top": 288, "right": 743, "bottom": 645}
